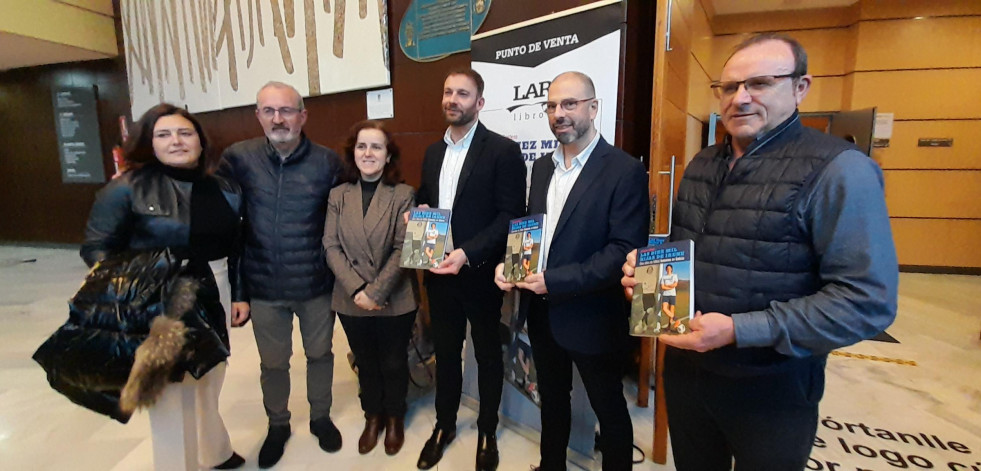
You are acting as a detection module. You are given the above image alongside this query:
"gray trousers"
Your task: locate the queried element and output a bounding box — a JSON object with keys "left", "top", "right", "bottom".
{"left": 250, "top": 294, "right": 335, "bottom": 425}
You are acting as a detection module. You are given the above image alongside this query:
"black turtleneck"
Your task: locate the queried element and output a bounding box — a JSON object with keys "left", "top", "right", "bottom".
{"left": 361, "top": 178, "right": 380, "bottom": 216}
{"left": 161, "top": 164, "right": 238, "bottom": 263}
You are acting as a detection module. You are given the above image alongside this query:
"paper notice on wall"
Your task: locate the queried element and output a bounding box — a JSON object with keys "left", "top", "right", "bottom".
{"left": 366, "top": 88, "right": 394, "bottom": 119}
{"left": 873, "top": 112, "right": 894, "bottom": 148}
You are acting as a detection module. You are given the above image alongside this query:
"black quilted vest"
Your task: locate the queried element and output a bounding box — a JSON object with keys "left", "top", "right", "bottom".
{"left": 672, "top": 114, "right": 857, "bottom": 375}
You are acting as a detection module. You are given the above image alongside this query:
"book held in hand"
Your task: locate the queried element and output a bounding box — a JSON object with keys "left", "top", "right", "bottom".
{"left": 400, "top": 207, "right": 451, "bottom": 269}
{"left": 503, "top": 214, "right": 546, "bottom": 283}
{"left": 629, "top": 239, "right": 694, "bottom": 337}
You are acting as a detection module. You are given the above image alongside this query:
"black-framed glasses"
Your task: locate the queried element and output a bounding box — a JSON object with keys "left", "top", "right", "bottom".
{"left": 258, "top": 107, "right": 301, "bottom": 118}
{"left": 542, "top": 97, "right": 595, "bottom": 114}
{"left": 710, "top": 74, "right": 798, "bottom": 99}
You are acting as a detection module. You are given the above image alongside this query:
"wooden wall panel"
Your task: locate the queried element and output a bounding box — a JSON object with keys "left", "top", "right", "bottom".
{"left": 791, "top": 28, "right": 852, "bottom": 78}
{"left": 883, "top": 171, "right": 981, "bottom": 219}
{"left": 687, "top": 54, "right": 713, "bottom": 121}
{"left": 711, "top": 6, "right": 857, "bottom": 35}
{"left": 687, "top": 0, "right": 714, "bottom": 122}
{"left": 664, "top": 61, "right": 689, "bottom": 116}
{"left": 659, "top": 102, "right": 689, "bottom": 173}
{"left": 854, "top": 17, "right": 981, "bottom": 71}
{"left": 689, "top": 0, "right": 714, "bottom": 79}
{"left": 859, "top": 0, "right": 981, "bottom": 20}
{"left": 800, "top": 76, "right": 843, "bottom": 113}
{"left": 707, "top": 28, "right": 851, "bottom": 78}
{"left": 664, "top": 0, "right": 693, "bottom": 87}
{"left": 873, "top": 121, "right": 981, "bottom": 170}
{"left": 890, "top": 218, "right": 981, "bottom": 268}
{"left": 850, "top": 69, "right": 981, "bottom": 120}
{"left": 684, "top": 114, "right": 705, "bottom": 165}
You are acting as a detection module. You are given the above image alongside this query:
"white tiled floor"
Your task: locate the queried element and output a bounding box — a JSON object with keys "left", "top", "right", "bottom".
{"left": 1, "top": 245, "right": 980, "bottom": 470}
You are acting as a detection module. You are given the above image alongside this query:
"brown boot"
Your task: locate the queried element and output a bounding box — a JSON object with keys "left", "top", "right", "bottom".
{"left": 358, "top": 415, "right": 382, "bottom": 454}
{"left": 384, "top": 415, "right": 405, "bottom": 455}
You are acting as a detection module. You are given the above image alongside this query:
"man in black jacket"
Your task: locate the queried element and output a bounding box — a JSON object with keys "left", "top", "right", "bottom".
{"left": 496, "top": 71, "right": 649, "bottom": 471}
{"left": 414, "top": 69, "right": 526, "bottom": 471}
{"left": 220, "top": 81, "right": 343, "bottom": 468}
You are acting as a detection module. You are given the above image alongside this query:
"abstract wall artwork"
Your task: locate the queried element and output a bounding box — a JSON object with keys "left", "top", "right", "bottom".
{"left": 121, "top": 0, "right": 390, "bottom": 118}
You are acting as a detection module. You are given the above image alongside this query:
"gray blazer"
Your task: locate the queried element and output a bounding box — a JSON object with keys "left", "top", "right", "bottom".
{"left": 324, "top": 181, "right": 417, "bottom": 317}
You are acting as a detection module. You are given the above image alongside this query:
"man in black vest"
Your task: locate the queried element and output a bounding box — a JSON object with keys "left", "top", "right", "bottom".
{"left": 414, "top": 69, "right": 526, "bottom": 471}
{"left": 622, "top": 34, "right": 898, "bottom": 470}
{"left": 220, "top": 82, "right": 342, "bottom": 468}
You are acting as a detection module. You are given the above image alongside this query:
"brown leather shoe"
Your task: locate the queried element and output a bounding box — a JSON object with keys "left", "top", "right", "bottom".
{"left": 384, "top": 415, "right": 405, "bottom": 455}
{"left": 359, "top": 415, "right": 382, "bottom": 454}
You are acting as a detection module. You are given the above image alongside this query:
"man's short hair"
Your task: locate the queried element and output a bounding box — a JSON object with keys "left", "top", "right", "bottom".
{"left": 727, "top": 33, "right": 808, "bottom": 77}
{"left": 256, "top": 81, "right": 305, "bottom": 110}
{"left": 446, "top": 68, "right": 485, "bottom": 97}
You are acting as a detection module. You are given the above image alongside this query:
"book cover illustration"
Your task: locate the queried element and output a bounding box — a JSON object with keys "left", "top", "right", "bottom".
{"left": 400, "top": 208, "right": 451, "bottom": 269}
{"left": 503, "top": 214, "right": 546, "bottom": 283}
{"left": 629, "top": 239, "right": 694, "bottom": 337}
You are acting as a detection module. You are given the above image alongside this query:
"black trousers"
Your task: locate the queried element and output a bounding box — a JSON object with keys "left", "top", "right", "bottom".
{"left": 663, "top": 349, "right": 824, "bottom": 471}
{"left": 338, "top": 311, "right": 417, "bottom": 417}
{"left": 526, "top": 296, "right": 633, "bottom": 471}
{"left": 427, "top": 273, "right": 504, "bottom": 434}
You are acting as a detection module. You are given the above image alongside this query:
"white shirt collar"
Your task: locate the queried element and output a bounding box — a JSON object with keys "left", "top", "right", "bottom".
{"left": 552, "top": 131, "right": 601, "bottom": 171}
{"left": 443, "top": 120, "right": 479, "bottom": 148}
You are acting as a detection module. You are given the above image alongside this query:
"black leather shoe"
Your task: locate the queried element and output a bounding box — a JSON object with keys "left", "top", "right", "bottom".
{"left": 257, "top": 424, "right": 291, "bottom": 469}
{"left": 213, "top": 451, "right": 244, "bottom": 469}
{"left": 310, "top": 417, "right": 343, "bottom": 452}
{"left": 417, "top": 428, "right": 456, "bottom": 469}
{"left": 475, "top": 432, "right": 500, "bottom": 471}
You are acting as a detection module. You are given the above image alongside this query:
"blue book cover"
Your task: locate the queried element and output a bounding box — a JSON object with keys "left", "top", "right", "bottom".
{"left": 630, "top": 239, "right": 694, "bottom": 337}
{"left": 504, "top": 214, "right": 547, "bottom": 283}
{"left": 400, "top": 207, "right": 452, "bottom": 269}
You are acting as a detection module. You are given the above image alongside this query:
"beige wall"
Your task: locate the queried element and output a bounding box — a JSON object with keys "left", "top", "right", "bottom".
{"left": 693, "top": 0, "right": 981, "bottom": 269}
{"left": 0, "top": 0, "right": 116, "bottom": 55}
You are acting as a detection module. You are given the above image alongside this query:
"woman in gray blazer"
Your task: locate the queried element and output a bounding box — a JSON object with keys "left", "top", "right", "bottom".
{"left": 324, "top": 120, "right": 417, "bottom": 456}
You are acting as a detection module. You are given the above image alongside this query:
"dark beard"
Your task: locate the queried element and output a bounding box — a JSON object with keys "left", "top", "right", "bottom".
{"left": 444, "top": 107, "right": 476, "bottom": 127}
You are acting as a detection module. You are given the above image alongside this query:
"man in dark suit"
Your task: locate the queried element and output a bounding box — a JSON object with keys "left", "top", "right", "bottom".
{"left": 496, "top": 71, "right": 649, "bottom": 471}
{"left": 414, "top": 68, "right": 526, "bottom": 471}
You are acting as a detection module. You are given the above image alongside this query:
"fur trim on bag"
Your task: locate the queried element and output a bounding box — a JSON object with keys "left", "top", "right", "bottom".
{"left": 119, "top": 277, "right": 197, "bottom": 413}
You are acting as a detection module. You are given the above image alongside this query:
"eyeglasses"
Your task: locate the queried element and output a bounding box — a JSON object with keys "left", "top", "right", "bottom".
{"left": 710, "top": 74, "right": 798, "bottom": 99}
{"left": 258, "top": 107, "right": 301, "bottom": 118}
{"left": 542, "top": 97, "right": 595, "bottom": 114}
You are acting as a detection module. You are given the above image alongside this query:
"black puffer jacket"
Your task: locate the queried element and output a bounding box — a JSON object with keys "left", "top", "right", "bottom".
{"left": 78, "top": 164, "right": 243, "bottom": 355}
{"left": 219, "top": 135, "right": 341, "bottom": 301}
{"left": 34, "top": 249, "right": 224, "bottom": 423}
{"left": 35, "top": 165, "right": 244, "bottom": 422}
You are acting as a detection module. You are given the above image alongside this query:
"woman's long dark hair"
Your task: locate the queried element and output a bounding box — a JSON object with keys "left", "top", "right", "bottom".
{"left": 123, "top": 103, "right": 218, "bottom": 174}
{"left": 339, "top": 120, "right": 402, "bottom": 185}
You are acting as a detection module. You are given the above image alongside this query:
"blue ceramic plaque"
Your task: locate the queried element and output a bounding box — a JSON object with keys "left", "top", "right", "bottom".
{"left": 399, "top": 0, "right": 491, "bottom": 62}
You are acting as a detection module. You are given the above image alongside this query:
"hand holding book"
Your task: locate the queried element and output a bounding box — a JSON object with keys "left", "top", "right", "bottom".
{"left": 515, "top": 272, "right": 547, "bottom": 294}
{"left": 657, "top": 311, "right": 735, "bottom": 352}
{"left": 430, "top": 248, "right": 467, "bottom": 275}
{"left": 494, "top": 263, "right": 514, "bottom": 292}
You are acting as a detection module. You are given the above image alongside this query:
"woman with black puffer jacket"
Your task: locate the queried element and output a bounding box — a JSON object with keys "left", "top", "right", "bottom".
{"left": 78, "top": 103, "right": 249, "bottom": 471}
